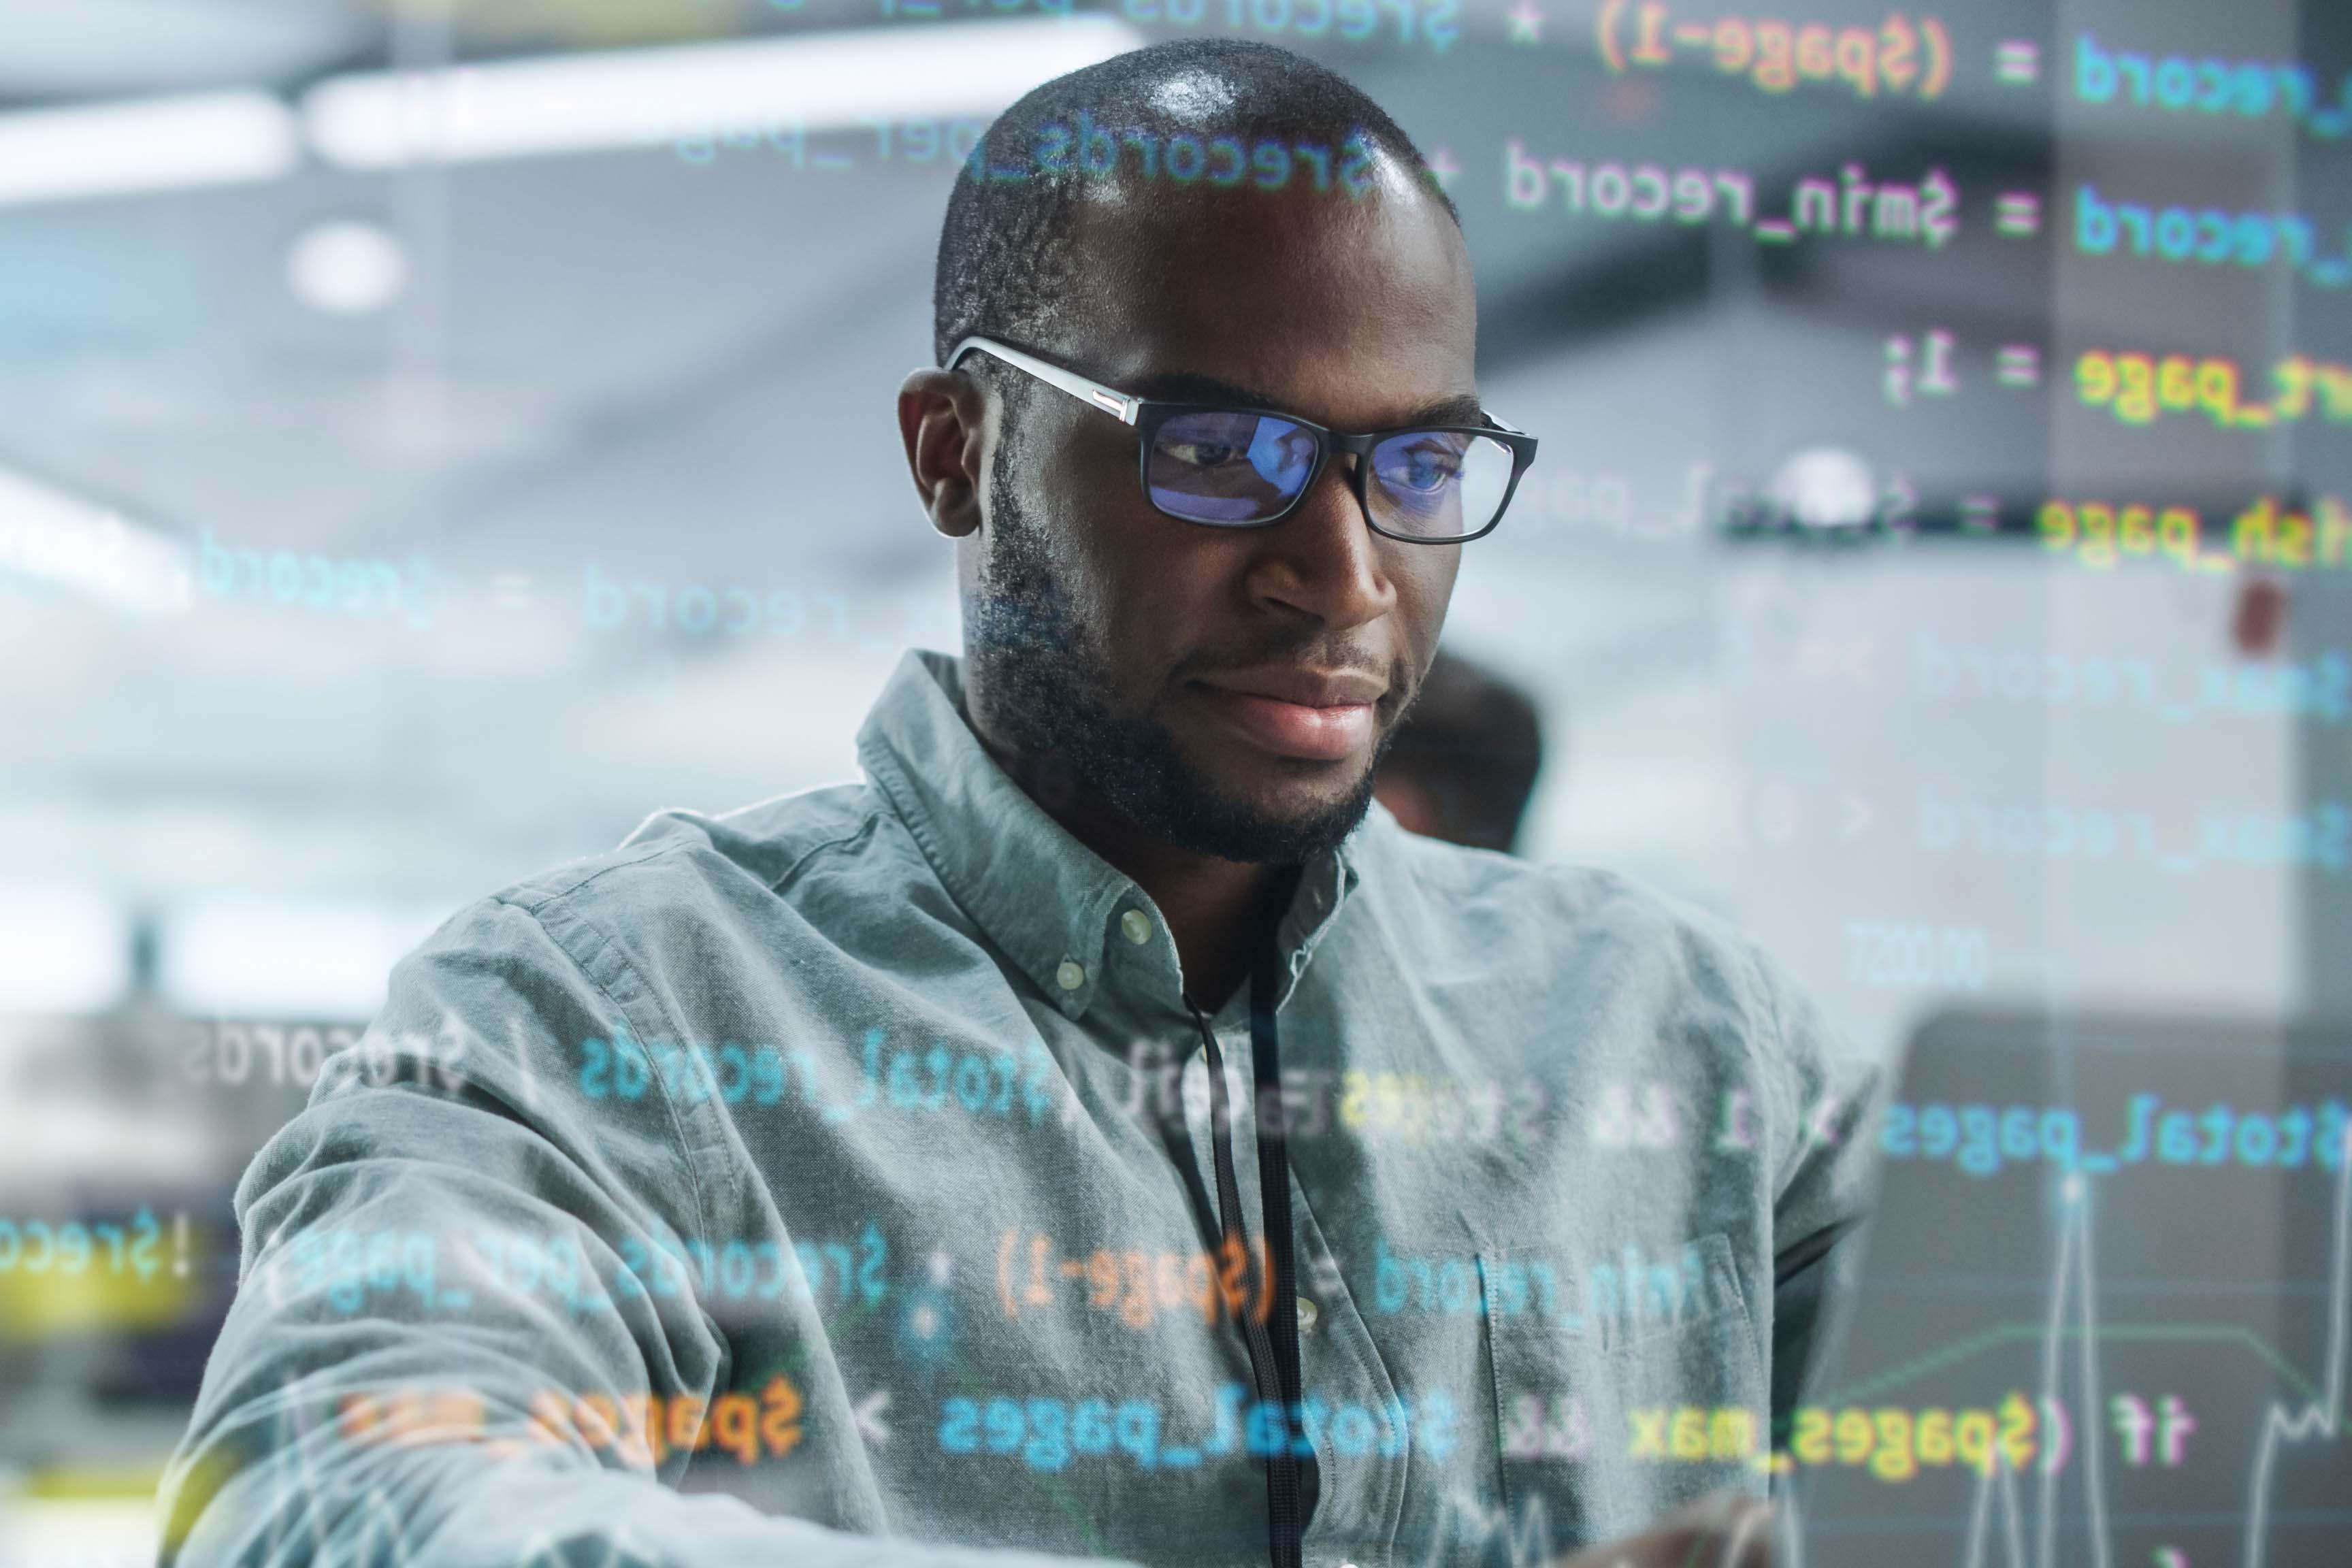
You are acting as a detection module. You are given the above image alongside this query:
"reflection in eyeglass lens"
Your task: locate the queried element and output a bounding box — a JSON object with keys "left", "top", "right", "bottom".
{"left": 1149, "top": 417, "right": 1512, "bottom": 538}
{"left": 1148, "top": 412, "right": 1316, "bottom": 523}
{"left": 1372, "top": 431, "right": 1511, "bottom": 538}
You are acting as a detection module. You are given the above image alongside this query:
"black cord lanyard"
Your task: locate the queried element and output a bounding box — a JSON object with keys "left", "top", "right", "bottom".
{"left": 1181, "top": 926, "right": 1319, "bottom": 1568}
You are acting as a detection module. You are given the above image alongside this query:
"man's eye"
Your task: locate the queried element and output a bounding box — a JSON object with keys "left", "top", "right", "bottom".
{"left": 1382, "top": 450, "right": 1462, "bottom": 491}
{"left": 1166, "top": 441, "right": 1239, "bottom": 467}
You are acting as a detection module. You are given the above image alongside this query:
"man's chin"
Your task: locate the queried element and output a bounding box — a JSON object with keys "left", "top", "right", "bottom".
{"left": 1208, "top": 765, "right": 1373, "bottom": 824}
{"left": 1149, "top": 747, "right": 1383, "bottom": 865}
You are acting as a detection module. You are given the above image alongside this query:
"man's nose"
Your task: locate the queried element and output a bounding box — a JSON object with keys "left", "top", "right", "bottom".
{"left": 1244, "top": 452, "right": 1396, "bottom": 630}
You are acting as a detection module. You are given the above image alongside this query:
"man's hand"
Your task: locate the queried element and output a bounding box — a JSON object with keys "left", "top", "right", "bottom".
{"left": 1552, "top": 1492, "right": 1774, "bottom": 1568}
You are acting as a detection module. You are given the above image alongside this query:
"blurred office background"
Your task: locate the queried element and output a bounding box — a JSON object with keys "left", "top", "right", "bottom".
{"left": 1, "top": 0, "right": 2347, "bottom": 1560}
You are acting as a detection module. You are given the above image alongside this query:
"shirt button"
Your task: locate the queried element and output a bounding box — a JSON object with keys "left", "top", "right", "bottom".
{"left": 1120, "top": 909, "right": 1152, "bottom": 945}
{"left": 1055, "top": 960, "right": 1085, "bottom": 992}
{"left": 1295, "top": 1295, "right": 1320, "bottom": 1335}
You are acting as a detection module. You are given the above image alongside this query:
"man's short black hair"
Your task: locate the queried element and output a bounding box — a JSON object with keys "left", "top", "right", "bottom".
{"left": 932, "top": 37, "right": 1459, "bottom": 376}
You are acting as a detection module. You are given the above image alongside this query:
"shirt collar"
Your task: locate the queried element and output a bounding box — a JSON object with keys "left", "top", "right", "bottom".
{"left": 855, "top": 649, "right": 1367, "bottom": 1024}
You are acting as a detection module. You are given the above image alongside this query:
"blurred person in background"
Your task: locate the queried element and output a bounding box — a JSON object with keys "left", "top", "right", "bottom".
{"left": 1370, "top": 649, "right": 1545, "bottom": 855}
{"left": 160, "top": 38, "right": 1874, "bottom": 1568}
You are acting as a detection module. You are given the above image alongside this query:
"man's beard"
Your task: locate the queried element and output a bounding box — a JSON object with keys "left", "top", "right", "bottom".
{"left": 964, "top": 438, "right": 1396, "bottom": 866}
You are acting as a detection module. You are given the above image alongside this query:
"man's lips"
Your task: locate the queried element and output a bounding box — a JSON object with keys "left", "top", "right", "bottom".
{"left": 1188, "top": 669, "right": 1386, "bottom": 762}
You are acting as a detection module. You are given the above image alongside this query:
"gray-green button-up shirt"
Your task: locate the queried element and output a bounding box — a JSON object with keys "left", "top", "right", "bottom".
{"left": 162, "top": 649, "right": 1880, "bottom": 1568}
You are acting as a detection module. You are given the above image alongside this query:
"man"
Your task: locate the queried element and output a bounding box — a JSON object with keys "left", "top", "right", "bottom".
{"left": 161, "top": 39, "right": 1876, "bottom": 1568}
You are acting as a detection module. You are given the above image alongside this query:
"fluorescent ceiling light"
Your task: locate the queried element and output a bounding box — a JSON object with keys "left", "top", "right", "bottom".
{"left": 0, "top": 885, "right": 129, "bottom": 1015}
{"left": 0, "top": 0, "right": 369, "bottom": 99}
{"left": 0, "top": 89, "right": 297, "bottom": 206}
{"left": 302, "top": 14, "right": 1147, "bottom": 169}
{"left": 162, "top": 896, "right": 448, "bottom": 1017}
{"left": 0, "top": 462, "right": 193, "bottom": 616}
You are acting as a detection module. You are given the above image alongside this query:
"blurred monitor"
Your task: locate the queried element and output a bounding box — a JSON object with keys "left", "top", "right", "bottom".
{"left": 1803, "top": 1011, "right": 2352, "bottom": 1568}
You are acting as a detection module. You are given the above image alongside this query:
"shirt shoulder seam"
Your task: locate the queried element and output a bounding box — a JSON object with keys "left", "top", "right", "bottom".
{"left": 502, "top": 838, "right": 679, "bottom": 917}
{"left": 767, "top": 808, "right": 889, "bottom": 895}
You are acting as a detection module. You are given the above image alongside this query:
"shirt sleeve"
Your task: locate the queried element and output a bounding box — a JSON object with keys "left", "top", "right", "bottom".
{"left": 1747, "top": 943, "right": 1886, "bottom": 1443}
{"left": 156, "top": 894, "right": 1126, "bottom": 1568}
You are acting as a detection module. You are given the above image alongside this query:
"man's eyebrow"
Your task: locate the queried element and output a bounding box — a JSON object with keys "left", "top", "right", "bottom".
{"left": 1399, "top": 391, "right": 1488, "bottom": 427}
{"left": 1128, "top": 372, "right": 1488, "bottom": 428}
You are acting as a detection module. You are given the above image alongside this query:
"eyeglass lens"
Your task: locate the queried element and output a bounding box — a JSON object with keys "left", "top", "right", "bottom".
{"left": 1145, "top": 410, "right": 1516, "bottom": 539}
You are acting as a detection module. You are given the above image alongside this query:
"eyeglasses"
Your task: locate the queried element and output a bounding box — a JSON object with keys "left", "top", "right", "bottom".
{"left": 947, "top": 336, "right": 1538, "bottom": 544}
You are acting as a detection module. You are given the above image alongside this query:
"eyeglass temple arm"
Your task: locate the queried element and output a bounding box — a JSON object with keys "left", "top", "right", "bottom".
{"left": 955, "top": 334, "right": 1534, "bottom": 455}
{"left": 947, "top": 336, "right": 1141, "bottom": 427}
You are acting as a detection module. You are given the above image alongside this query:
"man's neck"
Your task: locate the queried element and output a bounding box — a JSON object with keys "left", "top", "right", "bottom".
{"left": 979, "top": 738, "right": 1284, "bottom": 1014}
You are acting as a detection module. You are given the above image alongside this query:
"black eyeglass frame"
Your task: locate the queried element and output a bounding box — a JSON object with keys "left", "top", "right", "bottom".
{"left": 947, "top": 335, "right": 1539, "bottom": 544}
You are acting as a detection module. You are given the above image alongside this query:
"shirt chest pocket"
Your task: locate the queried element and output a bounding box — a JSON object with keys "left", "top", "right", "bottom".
{"left": 1474, "top": 1232, "right": 1769, "bottom": 1554}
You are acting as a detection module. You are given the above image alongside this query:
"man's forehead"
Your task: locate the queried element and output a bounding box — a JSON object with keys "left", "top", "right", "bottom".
{"left": 1062, "top": 176, "right": 1476, "bottom": 427}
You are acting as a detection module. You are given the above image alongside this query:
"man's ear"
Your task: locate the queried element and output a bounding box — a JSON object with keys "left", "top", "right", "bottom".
{"left": 898, "top": 368, "right": 987, "bottom": 540}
